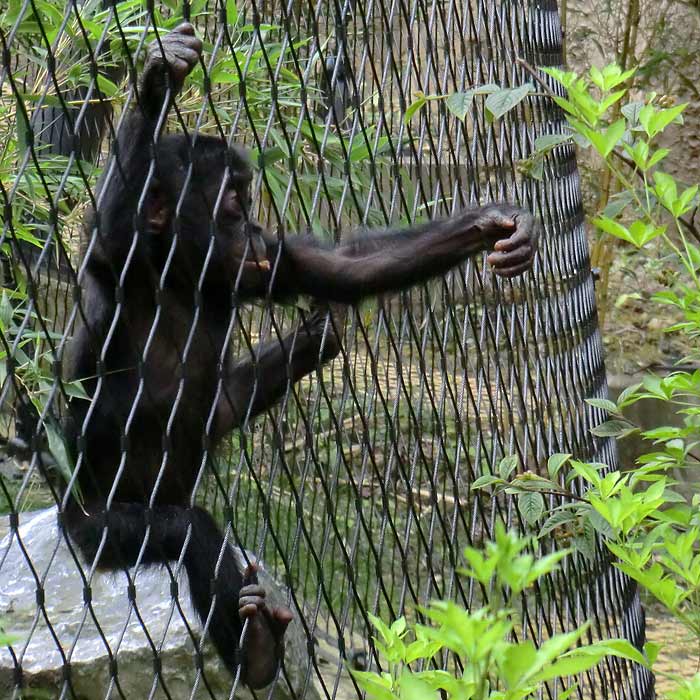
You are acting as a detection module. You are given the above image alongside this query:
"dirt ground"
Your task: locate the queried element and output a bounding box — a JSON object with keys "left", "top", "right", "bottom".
{"left": 645, "top": 604, "right": 698, "bottom": 694}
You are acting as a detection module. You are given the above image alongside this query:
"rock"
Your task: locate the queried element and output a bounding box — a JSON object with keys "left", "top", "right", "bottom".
{"left": 0, "top": 508, "right": 321, "bottom": 700}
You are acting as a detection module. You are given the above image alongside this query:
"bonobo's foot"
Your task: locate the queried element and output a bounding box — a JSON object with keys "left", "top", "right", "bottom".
{"left": 304, "top": 302, "right": 347, "bottom": 362}
{"left": 143, "top": 23, "right": 203, "bottom": 94}
{"left": 477, "top": 204, "right": 538, "bottom": 278}
{"left": 239, "top": 564, "right": 293, "bottom": 688}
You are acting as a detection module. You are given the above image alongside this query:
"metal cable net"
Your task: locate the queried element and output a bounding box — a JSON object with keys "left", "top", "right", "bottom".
{"left": 0, "top": 1, "right": 655, "bottom": 699}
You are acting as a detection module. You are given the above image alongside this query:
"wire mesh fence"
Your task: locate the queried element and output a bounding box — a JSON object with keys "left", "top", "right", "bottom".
{"left": 0, "top": 1, "right": 655, "bottom": 699}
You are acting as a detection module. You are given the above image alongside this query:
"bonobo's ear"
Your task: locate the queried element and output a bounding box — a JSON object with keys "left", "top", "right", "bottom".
{"left": 146, "top": 181, "right": 169, "bottom": 234}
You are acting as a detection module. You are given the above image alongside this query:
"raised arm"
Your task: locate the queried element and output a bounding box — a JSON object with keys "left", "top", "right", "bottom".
{"left": 266, "top": 203, "right": 538, "bottom": 303}
{"left": 89, "top": 24, "right": 202, "bottom": 261}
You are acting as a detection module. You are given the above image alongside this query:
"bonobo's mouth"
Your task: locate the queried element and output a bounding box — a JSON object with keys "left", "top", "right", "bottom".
{"left": 241, "top": 258, "right": 271, "bottom": 271}
{"left": 236, "top": 222, "right": 271, "bottom": 272}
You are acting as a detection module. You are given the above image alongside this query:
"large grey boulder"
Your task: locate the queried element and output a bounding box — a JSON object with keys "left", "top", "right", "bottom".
{"left": 0, "top": 508, "right": 321, "bottom": 700}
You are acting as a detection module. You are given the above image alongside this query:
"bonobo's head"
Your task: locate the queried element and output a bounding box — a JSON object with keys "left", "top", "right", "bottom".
{"left": 146, "top": 133, "right": 269, "bottom": 291}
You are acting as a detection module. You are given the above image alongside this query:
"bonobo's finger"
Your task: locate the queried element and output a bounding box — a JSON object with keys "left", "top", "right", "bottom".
{"left": 240, "top": 601, "right": 263, "bottom": 618}
{"left": 169, "top": 32, "right": 203, "bottom": 51}
{"left": 480, "top": 213, "right": 516, "bottom": 234}
{"left": 184, "top": 36, "right": 204, "bottom": 56}
{"left": 493, "top": 214, "right": 517, "bottom": 230}
{"left": 272, "top": 607, "right": 294, "bottom": 629}
{"left": 492, "top": 226, "right": 532, "bottom": 252}
{"left": 167, "top": 58, "right": 190, "bottom": 77}
{"left": 493, "top": 260, "right": 534, "bottom": 278}
{"left": 170, "top": 47, "right": 200, "bottom": 68}
{"left": 243, "top": 563, "right": 260, "bottom": 586}
{"left": 172, "top": 22, "right": 196, "bottom": 36}
{"left": 240, "top": 594, "right": 265, "bottom": 609}
{"left": 240, "top": 584, "right": 266, "bottom": 598}
{"left": 486, "top": 244, "right": 533, "bottom": 267}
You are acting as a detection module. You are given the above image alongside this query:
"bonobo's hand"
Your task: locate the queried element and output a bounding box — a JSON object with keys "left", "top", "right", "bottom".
{"left": 239, "top": 564, "right": 293, "bottom": 688}
{"left": 142, "top": 23, "right": 203, "bottom": 100}
{"left": 303, "top": 302, "right": 347, "bottom": 363}
{"left": 478, "top": 204, "right": 538, "bottom": 278}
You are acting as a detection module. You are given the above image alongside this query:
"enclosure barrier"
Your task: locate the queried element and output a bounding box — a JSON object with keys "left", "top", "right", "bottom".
{"left": 0, "top": 1, "right": 655, "bottom": 699}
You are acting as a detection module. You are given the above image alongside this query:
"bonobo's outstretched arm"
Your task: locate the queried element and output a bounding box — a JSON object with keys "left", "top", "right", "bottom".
{"left": 263, "top": 204, "right": 537, "bottom": 304}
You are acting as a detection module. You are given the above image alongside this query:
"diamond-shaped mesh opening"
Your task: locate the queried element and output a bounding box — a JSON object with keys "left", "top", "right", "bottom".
{"left": 0, "top": 1, "right": 653, "bottom": 699}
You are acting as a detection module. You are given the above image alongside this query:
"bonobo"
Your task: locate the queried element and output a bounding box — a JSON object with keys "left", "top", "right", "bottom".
{"left": 63, "top": 24, "right": 537, "bottom": 687}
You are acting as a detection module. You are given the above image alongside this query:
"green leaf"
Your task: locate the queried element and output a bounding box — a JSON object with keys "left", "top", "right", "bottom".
{"left": 63, "top": 380, "right": 89, "bottom": 401}
{"left": 642, "top": 373, "right": 671, "bottom": 400}
{"left": 572, "top": 518, "right": 596, "bottom": 561}
{"left": 589, "top": 65, "right": 605, "bottom": 90}
{"left": 643, "top": 641, "right": 661, "bottom": 666}
{"left": 675, "top": 184, "right": 699, "bottom": 217}
{"left": 445, "top": 91, "right": 474, "bottom": 120}
{"left": 471, "top": 83, "right": 500, "bottom": 95}
{"left": 584, "top": 398, "right": 618, "bottom": 413}
{"left": 227, "top": 0, "right": 239, "bottom": 24}
{"left": 593, "top": 216, "right": 633, "bottom": 244}
{"left": 518, "top": 491, "right": 545, "bottom": 525}
{"left": 541, "top": 66, "right": 576, "bottom": 88}
{"left": 602, "top": 190, "right": 634, "bottom": 219}
{"left": 590, "top": 419, "right": 637, "bottom": 438}
{"left": 624, "top": 140, "right": 649, "bottom": 170}
{"left": 404, "top": 94, "right": 427, "bottom": 123}
{"left": 367, "top": 612, "right": 394, "bottom": 644}
{"left": 391, "top": 617, "right": 407, "bottom": 636}
{"left": 621, "top": 101, "right": 644, "bottom": 125}
{"left": 507, "top": 473, "right": 561, "bottom": 493}
{"left": 617, "top": 382, "right": 643, "bottom": 408}
{"left": 45, "top": 422, "right": 82, "bottom": 504}
{"left": 547, "top": 453, "right": 571, "bottom": 479}
{"left": 350, "top": 670, "right": 395, "bottom": 700}
{"left": 574, "top": 639, "right": 648, "bottom": 667}
{"left": 501, "top": 640, "right": 538, "bottom": 687}
{"left": 600, "top": 64, "right": 636, "bottom": 90}
{"left": 600, "top": 89, "right": 627, "bottom": 113}
{"left": 539, "top": 509, "right": 577, "bottom": 538}
{"left": 96, "top": 73, "right": 119, "bottom": 98}
{"left": 484, "top": 83, "right": 533, "bottom": 122}
{"left": 533, "top": 133, "right": 572, "bottom": 153}
{"left": 0, "top": 292, "right": 13, "bottom": 330}
{"left": 653, "top": 171, "right": 678, "bottom": 211}
{"left": 628, "top": 220, "right": 666, "bottom": 247}
{"left": 499, "top": 454, "right": 518, "bottom": 480}
{"left": 648, "top": 103, "right": 686, "bottom": 138}
{"left": 588, "top": 509, "right": 616, "bottom": 538}
{"left": 532, "top": 653, "right": 602, "bottom": 682}
{"left": 588, "top": 118, "right": 625, "bottom": 157}
{"left": 471, "top": 474, "right": 504, "bottom": 490}
{"left": 647, "top": 148, "right": 669, "bottom": 168}
{"left": 536, "top": 628, "right": 587, "bottom": 667}
{"left": 398, "top": 673, "right": 439, "bottom": 700}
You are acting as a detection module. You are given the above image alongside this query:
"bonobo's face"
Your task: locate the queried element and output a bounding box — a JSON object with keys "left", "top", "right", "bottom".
{"left": 165, "top": 138, "right": 271, "bottom": 292}
{"left": 209, "top": 146, "right": 271, "bottom": 292}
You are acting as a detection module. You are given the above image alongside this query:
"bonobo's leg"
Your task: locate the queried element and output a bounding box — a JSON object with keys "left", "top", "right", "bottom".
{"left": 63, "top": 503, "right": 288, "bottom": 687}
{"left": 215, "top": 304, "right": 345, "bottom": 435}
